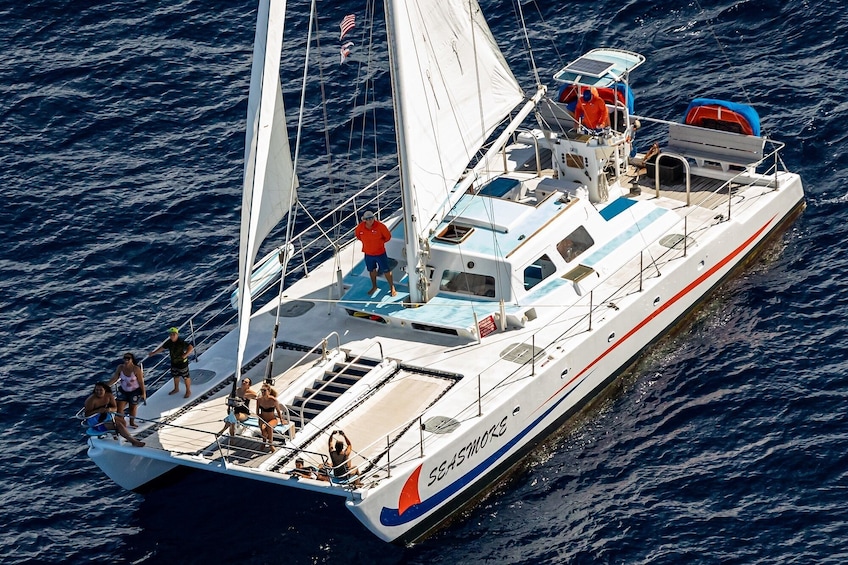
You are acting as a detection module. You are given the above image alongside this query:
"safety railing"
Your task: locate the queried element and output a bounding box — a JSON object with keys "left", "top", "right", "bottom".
{"left": 85, "top": 126, "right": 795, "bottom": 491}
{"left": 345, "top": 155, "right": 797, "bottom": 490}
{"left": 137, "top": 172, "right": 400, "bottom": 392}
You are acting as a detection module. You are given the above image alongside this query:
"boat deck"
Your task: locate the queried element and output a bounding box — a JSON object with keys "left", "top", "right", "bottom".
{"left": 628, "top": 163, "right": 749, "bottom": 210}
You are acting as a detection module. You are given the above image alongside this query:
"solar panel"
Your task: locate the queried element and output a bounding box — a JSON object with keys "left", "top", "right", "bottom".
{"left": 563, "top": 57, "right": 614, "bottom": 78}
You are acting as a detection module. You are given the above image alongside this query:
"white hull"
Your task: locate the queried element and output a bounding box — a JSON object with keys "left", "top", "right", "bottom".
{"left": 350, "top": 179, "right": 804, "bottom": 542}
{"left": 84, "top": 28, "right": 805, "bottom": 543}
{"left": 88, "top": 164, "right": 803, "bottom": 542}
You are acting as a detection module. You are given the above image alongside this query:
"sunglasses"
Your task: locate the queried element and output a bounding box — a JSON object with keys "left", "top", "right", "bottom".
{"left": 123, "top": 356, "right": 132, "bottom": 361}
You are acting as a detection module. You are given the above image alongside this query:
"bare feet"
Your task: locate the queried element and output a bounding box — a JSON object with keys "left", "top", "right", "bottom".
{"left": 129, "top": 421, "right": 138, "bottom": 429}
{"left": 390, "top": 287, "right": 397, "bottom": 297}
{"left": 169, "top": 389, "right": 179, "bottom": 395}
{"left": 367, "top": 286, "right": 378, "bottom": 295}
{"left": 132, "top": 441, "right": 145, "bottom": 448}
{"left": 184, "top": 391, "right": 191, "bottom": 398}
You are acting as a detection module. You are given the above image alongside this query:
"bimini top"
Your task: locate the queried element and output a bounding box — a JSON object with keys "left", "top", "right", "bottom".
{"left": 553, "top": 48, "right": 645, "bottom": 88}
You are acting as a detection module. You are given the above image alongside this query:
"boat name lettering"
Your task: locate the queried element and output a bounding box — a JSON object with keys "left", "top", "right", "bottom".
{"left": 427, "top": 416, "right": 508, "bottom": 486}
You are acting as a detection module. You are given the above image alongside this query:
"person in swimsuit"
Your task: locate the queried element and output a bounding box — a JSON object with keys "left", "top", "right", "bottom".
{"left": 218, "top": 377, "right": 257, "bottom": 437}
{"left": 108, "top": 352, "right": 146, "bottom": 428}
{"left": 256, "top": 385, "right": 294, "bottom": 451}
{"left": 327, "top": 429, "right": 359, "bottom": 482}
{"left": 83, "top": 382, "right": 144, "bottom": 447}
{"left": 290, "top": 457, "right": 318, "bottom": 480}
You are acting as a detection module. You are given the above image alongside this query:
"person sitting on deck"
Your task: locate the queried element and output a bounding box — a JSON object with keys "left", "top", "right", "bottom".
{"left": 84, "top": 382, "right": 145, "bottom": 447}
{"left": 290, "top": 457, "right": 329, "bottom": 481}
{"left": 574, "top": 86, "right": 610, "bottom": 131}
{"left": 326, "top": 430, "right": 360, "bottom": 483}
{"left": 256, "top": 384, "right": 295, "bottom": 451}
{"left": 218, "top": 377, "right": 257, "bottom": 437}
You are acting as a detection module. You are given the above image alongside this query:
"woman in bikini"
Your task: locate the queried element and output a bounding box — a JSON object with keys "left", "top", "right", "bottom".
{"left": 108, "top": 352, "right": 146, "bottom": 428}
{"left": 256, "top": 385, "right": 283, "bottom": 451}
{"left": 219, "top": 377, "right": 257, "bottom": 436}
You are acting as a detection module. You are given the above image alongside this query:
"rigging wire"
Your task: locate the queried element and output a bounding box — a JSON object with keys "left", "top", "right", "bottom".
{"left": 312, "top": 3, "right": 338, "bottom": 232}
{"left": 514, "top": 0, "right": 542, "bottom": 91}
{"left": 263, "top": 0, "right": 319, "bottom": 385}
{"left": 691, "top": 0, "right": 768, "bottom": 137}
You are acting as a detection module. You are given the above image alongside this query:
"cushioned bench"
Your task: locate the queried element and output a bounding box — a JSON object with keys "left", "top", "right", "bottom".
{"left": 240, "top": 416, "right": 295, "bottom": 441}
{"left": 665, "top": 122, "right": 765, "bottom": 172}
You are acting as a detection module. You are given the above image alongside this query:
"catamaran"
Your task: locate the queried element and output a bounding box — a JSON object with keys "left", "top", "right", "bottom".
{"left": 82, "top": 0, "right": 805, "bottom": 543}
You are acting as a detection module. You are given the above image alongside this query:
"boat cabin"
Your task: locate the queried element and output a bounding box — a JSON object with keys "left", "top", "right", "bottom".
{"left": 339, "top": 172, "right": 615, "bottom": 338}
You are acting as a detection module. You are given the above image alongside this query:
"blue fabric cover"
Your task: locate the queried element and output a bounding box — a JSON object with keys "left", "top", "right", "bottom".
{"left": 683, "top": 98, "right": 761, "bottom": 136}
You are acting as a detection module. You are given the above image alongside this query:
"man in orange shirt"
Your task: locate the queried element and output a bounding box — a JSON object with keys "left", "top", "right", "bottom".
{"left": 574, "top": 86, "right": 610, "bottom": 131}
{"left": 355, "top": 211, "right": 396, "bottom": 296}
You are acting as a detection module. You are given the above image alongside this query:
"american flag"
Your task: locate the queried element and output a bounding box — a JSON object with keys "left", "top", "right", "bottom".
{"left": 339, "top": 14, "right": 355, "bottom": 41}
{"left": 340, "top": 41, "right": 354, "bottom": 64}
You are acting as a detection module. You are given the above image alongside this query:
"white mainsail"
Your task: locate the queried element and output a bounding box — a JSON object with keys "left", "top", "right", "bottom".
{"left": 236, "top": 0, "right": 297, "bottom": 379}
{"left": 386, "top": 0, "right": 524, "bottom": 302}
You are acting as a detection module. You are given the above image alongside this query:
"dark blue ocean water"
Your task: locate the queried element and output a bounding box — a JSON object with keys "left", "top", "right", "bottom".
{"left": 3, "top": 0, "right": 847, "bottom": 562}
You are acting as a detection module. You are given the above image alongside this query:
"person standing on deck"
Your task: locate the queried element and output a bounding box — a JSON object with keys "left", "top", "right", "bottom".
{"left": 149, "top": 327, "right": 194, "bottom": 398}
{"left": 107, "top": 352, "right": 146, "bottom": 428}
{"left": 355, "top": 211, "right": 396, "bottom": 297}
{"left": 574, "top": 86, "right": 610, "bottom": 131}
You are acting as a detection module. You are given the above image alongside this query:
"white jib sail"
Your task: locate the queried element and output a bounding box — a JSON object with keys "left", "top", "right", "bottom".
{"left": 236, "top": 0, "right": 297, "bottom": 379}
{"left": 389, "top": 0, "right": 524, "bottom": 240}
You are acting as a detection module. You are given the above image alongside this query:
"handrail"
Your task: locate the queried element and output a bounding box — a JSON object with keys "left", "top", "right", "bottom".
{"left": 653, "top": 152, "right": 691, "bottom": 206}
{"left": 303, "top": 129, "right": 796, "bottom": 491}
{"left": 297, "top": 339, "right": 386, "bottom": 430}
{"left": 389, "top": 150, "right": 790, "bottom": 449}
{"left": 270, "top": 332, "right": 342, "bottom": 391}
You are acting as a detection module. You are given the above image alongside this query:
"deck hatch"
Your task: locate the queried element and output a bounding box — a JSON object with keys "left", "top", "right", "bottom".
{"left": 278, "top": 300, "right": 315, "bottom": 317}
{"left": 500, "top": 343, "right": 545, "bottom": 364}
{"left": 422, "top": 416, "right": 461, "bottom": 434}
{"left": 434, "top": 223, "right": 474, "bottom": 244}
{"left": 659, "top": 234, "right": 696, "bottom": 249}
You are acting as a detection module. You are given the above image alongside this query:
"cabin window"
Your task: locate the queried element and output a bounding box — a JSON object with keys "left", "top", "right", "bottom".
{"left": 524, "top": 254, "right": 556, "bottom": 290}
{"left": 563, "top": 153, "right": 584, "bottom": 169}
{"left": 557, "top": 226, "right": 594, "bottom": 263}
{"left": 440, "top": 270, "right": 496, "bottom": 298}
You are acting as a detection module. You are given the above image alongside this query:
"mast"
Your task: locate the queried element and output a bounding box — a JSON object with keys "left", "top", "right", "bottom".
{"left": 384, "top": 0, "right": 426, "bottom": 304}
{"left": 383, "top": 0, "right": 524, "bottom": 305}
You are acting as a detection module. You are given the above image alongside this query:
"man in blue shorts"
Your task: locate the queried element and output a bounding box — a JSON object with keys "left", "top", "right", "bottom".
{"left": 355, "top": 211, "right": 396, "bottom": 296}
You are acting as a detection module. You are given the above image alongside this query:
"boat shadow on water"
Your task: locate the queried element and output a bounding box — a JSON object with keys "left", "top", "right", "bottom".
{"left": 120, "top": 471, "right": 409, "bottom": 563}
